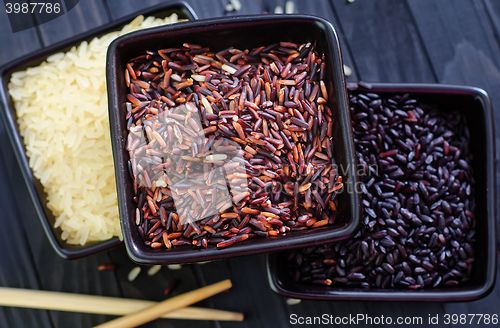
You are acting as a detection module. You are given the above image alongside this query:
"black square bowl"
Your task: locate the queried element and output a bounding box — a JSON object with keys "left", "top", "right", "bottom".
{"left": 106, "top": 14, "right": 362, "bottom": 265}
{"left": 267, "top": 83, "right": 497, "bottom": 301}
{"left": 0, "top": 2, "right": 198, "bottom": 260}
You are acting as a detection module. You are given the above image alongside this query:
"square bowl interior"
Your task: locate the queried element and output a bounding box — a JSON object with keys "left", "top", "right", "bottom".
{"left": 267, "top": 83, "right": 497, "bottom": 302}
{"left": 107, "top": 15, "right": 362, "bottom": 265}
{"left": 0, "top": 1, "right": 197, "bottom": 260}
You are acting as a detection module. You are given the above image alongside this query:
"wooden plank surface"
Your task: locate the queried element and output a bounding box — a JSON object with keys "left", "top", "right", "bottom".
{"left": 33, "top": 0, "right": 110, "bottom": 46}
{"left": 0, "top": 5, "right": 42, "bottom": 67}
{"left": 218, "top": 0, "right": 263, "bottom": 15}
{"left": 195, "top": 255, "right": 290, "bottom": 328}
{"left": 407, "top": 0, "right": 500, "bottom": 247}
{"left": 0, "top": 133, "right": 54, "bottom": 328}
{"left": 292, "top": 0, "right": 359, "bottom": 82}
{"left": 484, "top": 0, "right": 500, "bottom": 41}
{"left": 332, "top": 0, "right": 436, "bottom": 83}
{"left": 106, "top": 248, "right": 215, "bottom": 328}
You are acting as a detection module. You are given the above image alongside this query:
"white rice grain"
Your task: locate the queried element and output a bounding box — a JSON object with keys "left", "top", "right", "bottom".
{"left": 222, "top": 64, "right": 237, "bottom": 75}
{"left": 147, "top": 265, "right": 162, "bottom": 276}
{"left": 286, "top": 298, "right": 302, "bottom": 305}
{"left": 167, "top": 264, "right": 182, "bottom": 270}
{"left": 128, "top": 266, "right": 141, "bottom": 281}
{"left": 343, "top": 64, "right": 352, "bottom": 76}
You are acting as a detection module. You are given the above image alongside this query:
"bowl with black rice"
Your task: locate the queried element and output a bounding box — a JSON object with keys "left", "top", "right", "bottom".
{"left": 268, "top": 82, "right": 497, "bottom": 301}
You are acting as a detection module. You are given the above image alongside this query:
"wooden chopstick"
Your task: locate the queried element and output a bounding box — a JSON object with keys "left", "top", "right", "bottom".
{"left": 94, "top": 279, "right": 232, "bottom": 328}
{"left": 0, "top": 285, "right": 242, "bottom": 322}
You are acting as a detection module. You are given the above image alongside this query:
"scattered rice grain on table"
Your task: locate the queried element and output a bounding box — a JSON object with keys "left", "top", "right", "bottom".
{"left": 230, "top": 0, "right": 241, "bottom": 11}
{"left": 147, "top": 264, "right": 162, "bottom": 276}
{"left": 286, "top": 298, "right": 301, "bottom": 305}
{"left": 128, "top": 266, "right": 142, "bottom": 281}
{"left": 274, "top": 5, "right": 284, "bottom": 14}
{"left": 168, "top": 264, "right": 182, "bottom": 270}
{"left": 8, "top": 14, "right": 181, "bottom": 245}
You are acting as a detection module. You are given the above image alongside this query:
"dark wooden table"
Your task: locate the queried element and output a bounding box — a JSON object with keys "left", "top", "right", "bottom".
{"left": 0, "top": 0, "right": 499, "bottom": 327}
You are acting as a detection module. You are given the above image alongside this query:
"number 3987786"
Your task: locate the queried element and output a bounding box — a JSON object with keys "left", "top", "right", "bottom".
{"left": 5, "top": 2, "right": 61, "bottom": 14}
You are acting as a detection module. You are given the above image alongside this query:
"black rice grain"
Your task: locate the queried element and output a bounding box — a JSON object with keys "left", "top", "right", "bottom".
{"left": 286, "top": 90, "right": 476, "bottom": 289}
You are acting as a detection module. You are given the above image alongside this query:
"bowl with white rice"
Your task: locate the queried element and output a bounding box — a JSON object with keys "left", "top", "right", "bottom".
{"left": 0, "top": 2, "right": 197, "bottom": 259}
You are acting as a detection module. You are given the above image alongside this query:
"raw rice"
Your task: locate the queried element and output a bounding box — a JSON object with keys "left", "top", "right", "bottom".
{"left": 343, "top": 64, "right": 352, "bottom": 76}
{"left": 167, "top": 264, "right": 182, "bottom": 270}
{"left": 286, "top": 298, "right": 301, "bottom": 305}
{"left": 8, "top": 14, "right": 181, "bottom": 245}
{"left": 230, "top": 0, "right": 242, "bottom": 11}
{"left": 127, "top": 266, "right": 141, "bottom": 281}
